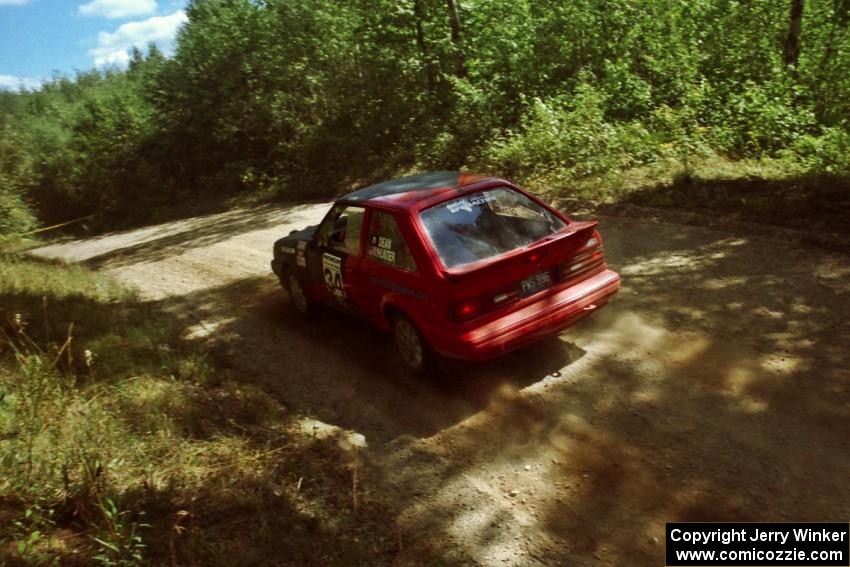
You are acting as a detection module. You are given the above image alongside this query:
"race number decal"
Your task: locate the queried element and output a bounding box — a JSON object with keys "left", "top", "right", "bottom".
{"left": 322, "top": 253, "right": 346, "bottom": 301}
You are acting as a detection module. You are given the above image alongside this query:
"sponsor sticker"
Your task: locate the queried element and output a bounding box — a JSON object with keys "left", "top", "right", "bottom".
{"left": 446, "top": 194, "right": 497, "bottom": 214}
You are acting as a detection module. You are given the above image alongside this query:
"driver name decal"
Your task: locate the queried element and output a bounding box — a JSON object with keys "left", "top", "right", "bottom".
{"left": 369, "top": 235, "right": 396, "bottom": 264}
{"left": 322, "top": 253, "right": 346, "bottom": 301}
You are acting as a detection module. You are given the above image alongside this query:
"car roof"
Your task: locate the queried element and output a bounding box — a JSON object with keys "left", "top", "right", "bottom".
{"left": 337, "top": 171, "right": 492, "bottom": 211}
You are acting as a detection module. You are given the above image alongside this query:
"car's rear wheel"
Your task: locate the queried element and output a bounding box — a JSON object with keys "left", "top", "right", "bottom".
{"left": 286, "top": 272, "right": 314, "bottom": 316}
{"left": 391, "top": 312, "right": 437, "bottom": 376}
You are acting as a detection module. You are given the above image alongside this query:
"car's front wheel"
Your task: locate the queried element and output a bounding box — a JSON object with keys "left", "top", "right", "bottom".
{"left": 286, "top": 272, "right": 315, "bottom": 316}
{"left": 391, "top": 313, "right": 437, "bottom": 376}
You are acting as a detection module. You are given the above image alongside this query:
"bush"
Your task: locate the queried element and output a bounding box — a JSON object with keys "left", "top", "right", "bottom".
{"left": 479, "top": 80, "right": 659, "bottom": 183}
{"left": 702, "top": 78, "right": 817, "bottom": 157}
{"left": 783, "top": 125, "right": 850, "bottom": 173}
{"left": 0, "top": 190, "right": 37, "bottom": 239}
{"left": 0, "top": 124, "right": 38, "bottom": 238}
{"left": 415, "top": 77, "right": 503, "bottom": 170}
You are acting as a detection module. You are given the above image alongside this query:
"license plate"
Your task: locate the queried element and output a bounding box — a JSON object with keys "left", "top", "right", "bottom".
{"left": 520, "top": 270, "right": 552, "bottom": 297}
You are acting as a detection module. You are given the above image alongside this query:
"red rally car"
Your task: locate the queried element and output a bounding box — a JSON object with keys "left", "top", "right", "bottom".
{"left": 271, "top": 171, "right": 620, "bottom": 374}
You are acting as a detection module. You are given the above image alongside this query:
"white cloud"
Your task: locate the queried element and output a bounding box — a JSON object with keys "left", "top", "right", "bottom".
{"left": 0, "top": 0, "right": 33, "bottom": 5}
{"left": 78, "top": 0, "right": 156, "bottom": 19}
{"left": 89, "top": 10, "right": 187, "bottom": 67}
{"left": 0, "top": 74, "right": 43, "bottom": 91}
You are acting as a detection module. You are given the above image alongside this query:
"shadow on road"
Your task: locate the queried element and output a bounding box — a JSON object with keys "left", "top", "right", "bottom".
{"left": 154, "top": 276, "right": 587, "bottom": 445}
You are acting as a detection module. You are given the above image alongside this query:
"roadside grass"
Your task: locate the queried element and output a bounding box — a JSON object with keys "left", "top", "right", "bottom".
{"left": 0, "top": 252, "right": 399, "bottom": 566}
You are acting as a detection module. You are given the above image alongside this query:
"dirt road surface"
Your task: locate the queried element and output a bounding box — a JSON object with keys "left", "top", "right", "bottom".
{"left": 33, "top": 203, "right": 850, "bottom": 565}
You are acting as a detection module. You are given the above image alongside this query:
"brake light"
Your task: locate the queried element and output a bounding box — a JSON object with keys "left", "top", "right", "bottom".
{"left": 582, "top": 231, "right": 602, "bottom": 251}
{"left": 449, "top": 287, "right": 520, "bottom": 322}
{"left": 558, "top": 231, "right": 605, "bottom": 283}
{"left": 449, "top": 298, "right": 484, "bottom": 322}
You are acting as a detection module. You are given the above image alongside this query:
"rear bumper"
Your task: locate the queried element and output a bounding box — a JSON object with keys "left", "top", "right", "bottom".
{"left": 425, "top": 269, "right": 620, "bottom": 361}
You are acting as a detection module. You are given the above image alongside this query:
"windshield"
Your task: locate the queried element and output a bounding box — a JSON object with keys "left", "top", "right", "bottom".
{"left": 419, "top": 187, "right": 567, "bottom": 269}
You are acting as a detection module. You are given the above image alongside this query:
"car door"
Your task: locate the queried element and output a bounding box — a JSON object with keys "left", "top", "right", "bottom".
{"left": 355, "top": 209, "right": 429, "bottom": 325}
{"left": 304, "top": 204, "right": 366, "bottom": 312}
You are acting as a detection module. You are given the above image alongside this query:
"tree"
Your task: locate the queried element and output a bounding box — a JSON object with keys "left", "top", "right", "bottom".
{"left": 784, "top": 0, "right": 805, "bottom": 74}
{"left": 413, "top": 0, "right": 437, "bottom": 91}
{"left": 445, "top": 0, "right": 467, "bottom": 77}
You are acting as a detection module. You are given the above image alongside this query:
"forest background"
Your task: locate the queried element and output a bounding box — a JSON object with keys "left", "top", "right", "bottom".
{"left": 2, "top": 0, "right": 848, "bottom": 238}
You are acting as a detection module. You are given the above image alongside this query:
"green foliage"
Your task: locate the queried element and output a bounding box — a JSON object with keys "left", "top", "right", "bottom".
{"left": 9, "top": 501, "right": 60, "bottom": 566}
{"left": 0, "top": 122, "right": 38, "bottom": 237}
{"left": 0, "top": 0, "right": 848, "bottom": 231}
{"left": 785, "top": 125, "right": 850, "bottom": 172}
{"left": 67, "top": 78, "right": 159, "bottom": 215}
{"left": 479, "top": 80, "right": 658, "bottom": 184}
{"left": 416, "top": 76, "right": 502, "bottom": 169}
{"left": 701, "top": 77, "right": 818, "bottom": 156}
{"left": 90, "top": 498, "right": 147, "bottom": 567}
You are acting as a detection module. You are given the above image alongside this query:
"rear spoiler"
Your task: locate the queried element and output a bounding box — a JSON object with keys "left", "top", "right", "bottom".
{"left": 442, "top": 219, "right": 600, "bottom": 278}
{"left": 547, "top": 219, "right": 598, "bottom": 244}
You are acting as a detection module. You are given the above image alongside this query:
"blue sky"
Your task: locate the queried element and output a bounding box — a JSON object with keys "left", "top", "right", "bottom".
{"left": 0, "top": 0, "right": 188, "bottom": 90}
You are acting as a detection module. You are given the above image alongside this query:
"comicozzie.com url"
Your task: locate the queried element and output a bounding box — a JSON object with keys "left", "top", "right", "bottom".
{"left": 673, "top": 548, "right": 844, "bottom": 563}
{"left": 666, "top": 523, "right": 849, "bottom": 566}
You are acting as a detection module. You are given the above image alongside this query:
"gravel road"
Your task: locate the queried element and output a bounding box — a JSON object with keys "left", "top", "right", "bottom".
{"left": 32, "top": 202, "right": 850, "bottom": 566}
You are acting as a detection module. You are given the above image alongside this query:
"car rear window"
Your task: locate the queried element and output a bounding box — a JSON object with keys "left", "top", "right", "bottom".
{"left": 419, "top": 187, "right": 567, "bottom": 269}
